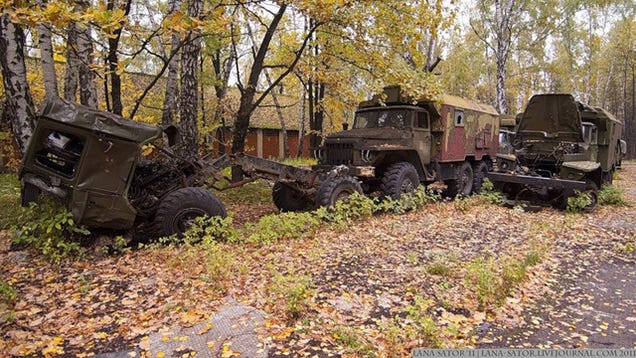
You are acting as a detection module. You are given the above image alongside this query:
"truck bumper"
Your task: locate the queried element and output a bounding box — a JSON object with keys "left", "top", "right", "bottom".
{"left": 313, "top": 165, "right": 375, "bottom": 177}
{"left": 486, "top": 172, "right": 587, "bottom": 190}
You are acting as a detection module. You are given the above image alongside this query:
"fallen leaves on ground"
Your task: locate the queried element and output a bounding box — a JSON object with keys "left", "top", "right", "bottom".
{"left": 1, "top": 166, "right": 635, "bottom": 356}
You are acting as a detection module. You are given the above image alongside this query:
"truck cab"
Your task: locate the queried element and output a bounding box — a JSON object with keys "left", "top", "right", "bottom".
{"left": 313, "top": 85, "right": 499, "bottom": 199}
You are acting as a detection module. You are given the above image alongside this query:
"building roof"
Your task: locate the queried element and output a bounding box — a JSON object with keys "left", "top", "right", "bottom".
{"left": 222, "top": 88, "right": 309, "bottom": 131}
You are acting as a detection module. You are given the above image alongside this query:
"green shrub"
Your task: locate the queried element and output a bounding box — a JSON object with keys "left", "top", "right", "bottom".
{"left": 243, "top": 211, "right": 321, "bottom": 244}
{"left": 478, "top": 179, "right": 506, "bottom": 206}
{"left": 598, "top": 185, "right": 629, "bottom": 206}
{"left": 0, "top": 281, "right": 17, "bottom": 325}
{"left": 270, "top": 273, "right": 314, "bottom": 320}
{"left": 182, "top": 215, "right": 239, "bottom": 244}
{"left": 11, "top": 199, "right": 90, "bottom": 263}
{"left": 381, "top": 296, "right": 443, "bottom": 348}
{"left": 566, "top": 190, "right": 593, "bottom": 213}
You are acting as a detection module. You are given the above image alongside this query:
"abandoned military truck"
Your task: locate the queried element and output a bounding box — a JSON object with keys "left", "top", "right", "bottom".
{"left": 488, "top": 93, "right": 624, "bottom": 210}
{"left": 19, "top": 98, "right": 227, "bottom": 238}
{"left": 312, "top": 85, "right": 500, "bottom": 201}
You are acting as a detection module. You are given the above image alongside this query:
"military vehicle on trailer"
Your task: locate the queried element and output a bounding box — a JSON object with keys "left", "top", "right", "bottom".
{"left": 19, "top": 98, "right": 364, "bottom": 237}
{"left": 309, "top": 85, "right": 500, "bottom": 203}
{"left": 487, "top": 93, "right": 624, "bottom": 210}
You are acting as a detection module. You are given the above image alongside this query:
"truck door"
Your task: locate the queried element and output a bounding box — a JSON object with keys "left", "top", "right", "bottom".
{"left": 413, "top": 110, "right": 432, "bottom": 170}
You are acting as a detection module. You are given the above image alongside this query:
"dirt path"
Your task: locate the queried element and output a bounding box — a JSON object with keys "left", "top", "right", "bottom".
{"left": 478, "top": 164, "right": 636, "bottom": 349}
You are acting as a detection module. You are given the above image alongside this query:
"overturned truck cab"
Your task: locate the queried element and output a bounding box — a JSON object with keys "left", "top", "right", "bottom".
{"left": 487, "top": 93, "right": 623, "bottom": 211}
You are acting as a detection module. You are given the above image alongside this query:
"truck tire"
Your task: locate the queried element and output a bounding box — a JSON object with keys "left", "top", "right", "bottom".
{"left": 272, "top": 181, "right": 311, "bottom": 212}
{"left": 315, "top": 176, "right": 363, "bottom": 208}
{"left": 444, "top": 161, "right": 473, "bottom": 197}
{"left": 154, "top": 187, "right": 227, "bottom": 238}
{"left": 472, "top": 161, "right": 490, "bottom": 194}
{"left": 583, "top": 181, "right": 598, "bottom": 212}
{"left": 381, "top": 162, "right": 420, "bottom": 200}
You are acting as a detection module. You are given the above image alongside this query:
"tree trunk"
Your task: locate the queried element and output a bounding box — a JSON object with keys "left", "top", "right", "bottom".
{"left": 231, "top": 4, "right": 288, "bottom": 155}
{"left": 297, "top": 88, "right": 306, "bottom": 157}
{"left": 106, "top": 0, "right": 132, "bottom": 115}
{"left": 178, "top": 0, "right": 203, "bottom": 158}
{"left": 162, "top": 0, "right": 181, "bottom": 126}
{"left": 64, "top": 22, "right": 79, "bottom": 101}
{"left": 0, "top": 14, "right": 36, "bottom": 155}
{"left": 244, "top": 20, "right": 290, "bottom": 158}
{"left": 309, "top": 81, "right": 325, "bottom": 149}
{"left": 36, "top": 0, "right": 58, "bottom": 100}
{"left": 212, "top": 48, "right": 234, "bottom": 155}
{"left": 76, "top": 0, "right": 98, "bottom": 109}
{"left": 265, "top": 71, "right": 290, "bottom": 158}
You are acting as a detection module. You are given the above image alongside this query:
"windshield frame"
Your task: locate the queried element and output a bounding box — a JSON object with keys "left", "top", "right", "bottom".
{"left": 354, "top": 106, "right": 424, "bottom": 130}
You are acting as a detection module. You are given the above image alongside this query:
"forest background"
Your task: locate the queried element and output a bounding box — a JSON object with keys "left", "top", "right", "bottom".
{"left": 0, "top": 0, "right": 634, "bottom": 165}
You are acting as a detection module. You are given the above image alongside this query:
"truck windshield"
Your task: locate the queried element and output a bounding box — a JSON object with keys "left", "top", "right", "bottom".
{"left": 353, "top": 109, "right": 412, "bottom": 129}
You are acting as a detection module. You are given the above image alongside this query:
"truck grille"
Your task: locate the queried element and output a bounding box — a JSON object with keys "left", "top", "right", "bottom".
{"left": 324, "top": 143, "right": 354, "bottom": 165}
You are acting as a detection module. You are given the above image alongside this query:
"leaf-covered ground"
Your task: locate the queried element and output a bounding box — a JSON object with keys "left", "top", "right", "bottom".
{"left": 1, "top": 166, "right": 635, "bottom": 356}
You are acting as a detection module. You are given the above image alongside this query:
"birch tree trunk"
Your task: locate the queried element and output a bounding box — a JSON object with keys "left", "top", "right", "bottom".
{"left": 297, "top": 88, "right": 306, "bottom": 157}
{"left": 36, "top": 0, "right": 58, "bottom": 100}
{"left": 76, "top": 0, "right": 98, "bottom": 109}
{"left": 64, "top": 22, "right": 80, "bottom": 101}
{"left": 162, "top": 0, "right": 181, "bottom": 126}
{"left": 178, "top": 0, "right": 203, "bottom": 158}
{"left": 0, "top": 14, "right": 36, "bottom": 155}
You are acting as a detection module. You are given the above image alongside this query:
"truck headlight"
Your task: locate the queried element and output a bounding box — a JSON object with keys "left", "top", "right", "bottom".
{"left": 361, "top": 150, "right": 374, "bottom": 163}
{"left": 313, "top": 149, "right": 324, "bottom": 160}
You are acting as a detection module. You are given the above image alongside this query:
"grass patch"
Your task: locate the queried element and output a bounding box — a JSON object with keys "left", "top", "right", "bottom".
{"left": 0, "top": 173, "right": 21, "bottom": 229}
{"left": 598, "top": 185, "right": 630, "bottom": 206}
{"left": 381, "top": 296, "right": 443, "bottom": 349}
{"left": 269, "top": 272, "right": 314, "bottom": 320}
{"left": 464, "top": 250, "right": 542, "bottom": 311}
{"left": 216, "top": 179, "right": 273, "bottom": 205}
{"left": 332, "top": 326, "right": 375, "bottom": 355}
{"left": 426, "top": 261, "right": 453, "bottom": 276}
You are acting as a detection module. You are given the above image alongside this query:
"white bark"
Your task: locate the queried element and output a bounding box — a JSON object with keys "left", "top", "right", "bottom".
{"left": 76, "top": 0, "right": 98, "bottom": 109}
{"left": 162, "top": 0, "right": 181, "bottom": 126}
{"left": 0, "top": 14, "right": 36, "bottom": 155}
{"left": 36, "top": 0, "right": 58, "bottom": 100}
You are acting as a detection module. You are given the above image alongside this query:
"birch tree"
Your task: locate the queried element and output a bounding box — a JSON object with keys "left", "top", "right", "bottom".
{"left": 0, "top": 14, "right": 36, "bottom": 155}
{"left": 178, "top": 0, "right": 203, "bottom": 157}
{"left": 36, "top": 0, "right": 58, "bottom": 100}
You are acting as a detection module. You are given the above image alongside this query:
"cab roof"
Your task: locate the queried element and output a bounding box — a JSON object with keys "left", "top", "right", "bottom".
{"left": 39, "top": 98, "right": 162, "bottom": 144}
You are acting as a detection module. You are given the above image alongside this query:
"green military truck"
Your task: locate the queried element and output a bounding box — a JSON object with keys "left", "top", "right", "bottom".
{"left": 307, "top": 85, "right": 500, "bottom": 205}
{"left": 488, "top": 93, "right": 624, "bottom": 210}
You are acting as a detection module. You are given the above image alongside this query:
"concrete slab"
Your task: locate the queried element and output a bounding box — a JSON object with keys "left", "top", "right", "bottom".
{"left": 141, "top": 298, "right": 269, "bottom": 357}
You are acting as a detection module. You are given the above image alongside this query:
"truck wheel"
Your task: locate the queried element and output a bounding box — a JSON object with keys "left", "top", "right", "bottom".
{"left": 444, "top": 162, "right": 473, "bottom": 197}
{"left": 315, "top": 176, "right": 363, "bottom": 208}
{"left": 472, "top": 161, "right": 490, "bottom": 194}
{"left": 583, "top": 181, "right": 598, "bottom": 212}
{"left": 154, "top": 187, "right": 227, "bottom": 238}
{"left": 272, "top": 181, "right": 311, "bottom": 212}
{"left": 381, "top": 162, "right": 420, "bottom": 200}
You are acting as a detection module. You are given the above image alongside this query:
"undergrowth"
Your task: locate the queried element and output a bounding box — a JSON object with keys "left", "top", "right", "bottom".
{"left": 0, "top": 174, "right": 21, "bottom": 229}
{"left": 11, "top": 198, "right": 90, "bottom": 263}
{"left": 598, "top": 185, "right": 630, "bottom": 206}
{"left": 464, "top": 249, "right": 542, "bottom": 311}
